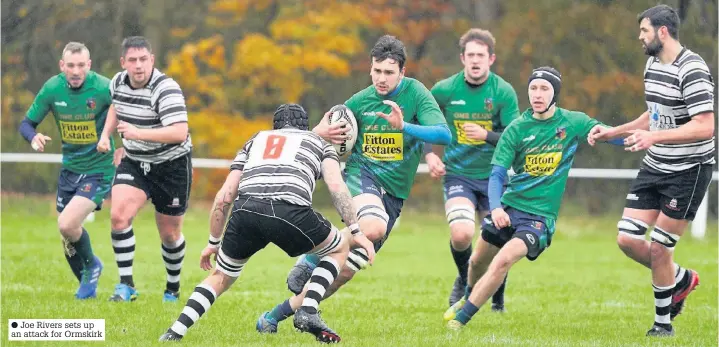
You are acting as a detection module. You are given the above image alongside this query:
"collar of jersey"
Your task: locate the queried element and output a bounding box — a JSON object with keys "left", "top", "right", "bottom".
{"left": 463, "top": 70, "right": 493, "bottom": 90}
{"left": 63, "top": 71, "right": 93, "bottom": 91}
{"left": 522, "top": 107, "right": 563, "bottom": 123}
{"left": 380, "top": 77, "right": 404, "bottom": 99}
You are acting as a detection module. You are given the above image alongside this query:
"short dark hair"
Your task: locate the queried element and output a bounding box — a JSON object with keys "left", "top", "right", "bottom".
{"left": 459, "top": 28, "right": 496, "bottom": 55}
{"left": 62, "top": 42, "right": 90, "bottom": 58}
{"left": 638, "top": 5, "right": 680, "bottom": 39}
{"left": 370, "top": 35, "right": 407, "bottom": 70}
{"left": 121, "top": 36, "right": 152, "bottom": 57}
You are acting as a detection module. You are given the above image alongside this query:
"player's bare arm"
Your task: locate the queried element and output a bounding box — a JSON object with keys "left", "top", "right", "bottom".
{"left": 329, "top": 189, "right": 356, "bottom": 226}
{"left": 112, "top": 147, "right": 125, "bottom": 167}
{"left": 201, "top": 169, "right": 242, "bottom": 270}
{"left": 321, "top": 157, "right": 375, "bottom": 262}
{"left": 590, "top": 111, "right": 650, "bottom": 143}
{"left": 425, "top": 145, "right": 446, "bottom": 179}
{"left": 625, "top": 112, "right": 714, "bottom": 152}
{"left": 97, "top": 104, "right": 118, "bottom": 153}
{"left": 209, "top": 170, "right": 243, "bottom": 240}
{"left": 321, "top": 158, "right": 358, "bottom": 226}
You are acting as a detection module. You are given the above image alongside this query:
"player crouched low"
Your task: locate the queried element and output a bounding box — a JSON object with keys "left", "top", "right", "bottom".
{"left": 159, "top": 104, "right": 375, "bottom": 343}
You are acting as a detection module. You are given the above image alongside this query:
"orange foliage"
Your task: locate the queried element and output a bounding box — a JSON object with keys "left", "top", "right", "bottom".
{"left": 189, "top": 111, "right": 273, "bottom": 200}
{"left": 163, "top": 0, "right": 458, "bottom": 198}
{"left": 191, "top": 111, "right": 271, "bottom": 160}
{"left": 362, "top": 0, "right": 454, "bottom": 46}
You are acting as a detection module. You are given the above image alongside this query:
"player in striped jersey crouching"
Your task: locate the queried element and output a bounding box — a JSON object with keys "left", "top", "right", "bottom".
{"left": 159, "top": 104, "right": 375, "bottom": 343}
{"left": 258, "top": 35, "right": 451, "bottom": 335}
{"left": 97, "top": 36, "right": 193, "bottom": 303}
{"left": 589, "top": 5, "right": 714, "bottom": 337}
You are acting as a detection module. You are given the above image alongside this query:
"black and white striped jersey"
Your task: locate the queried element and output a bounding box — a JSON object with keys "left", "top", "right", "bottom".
{"left": 110, "top": 69, "right": 192, "bottom": 163}
{"left": 642, "top": 48, "right": 715, "bottom": 173}
{"left": 231, "top": 129, "right": 340, "bottom": 206}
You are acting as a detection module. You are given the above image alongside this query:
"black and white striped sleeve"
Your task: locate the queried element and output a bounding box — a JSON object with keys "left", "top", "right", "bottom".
{"left": 109, "top": 72, "right": 123, "bottom": 98}
{"left": 322, "top": 141, "right": 339, "bottom": 162}
{"left": 679, "top": 58, "right": 715, "bottom": 117}
{"left": 154, "top": 78, "right": 188, "bottom": 126}
{"left": 230, "top": 134, "right": 257, "bottom": 171}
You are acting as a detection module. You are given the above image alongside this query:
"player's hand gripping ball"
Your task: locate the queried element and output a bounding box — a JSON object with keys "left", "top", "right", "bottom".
{"left": 327, "top": 104, "right": 358, "bottom": 157}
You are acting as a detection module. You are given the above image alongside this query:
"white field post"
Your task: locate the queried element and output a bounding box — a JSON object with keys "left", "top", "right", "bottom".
{"left": 2, "top": 153, "right": 716, "bottom": 238}
{"left": 691, "top": 194, "right": 709, "bottom": 239}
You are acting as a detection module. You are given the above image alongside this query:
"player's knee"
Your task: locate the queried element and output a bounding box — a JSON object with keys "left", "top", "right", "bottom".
{"left": 57, "top": 214, "right": 80, "bottom": 238}
{"left": 110, "top": 210, "right": 132, "bottom": 230}
{"left": 616, "top": 233, "right": 640, "bottom": 253}
{"left": 450, "top": 225, "right": 474, "bottom": 248}
{"left": 110, "top": 217, "right": 131, "bottom": 231}
{"left": 158, "top": 224, "right": 182, "bottom": 244}
{"left": 357, "top": 204, "right": 389, "bottom": 242}
{"left": 359, "top": 219, "right": 386, "bottom": 243}
{"left": 159, "top": 232, "right": 180, "bottom": 246}
{"left": 616, "top": 217, "right": 647, "bottom": 248}
{"left": 490, "top": 254, "right": 513, "bottom": 274}
{"left": 650, "top": 227, "right": 679, "bottom": 254}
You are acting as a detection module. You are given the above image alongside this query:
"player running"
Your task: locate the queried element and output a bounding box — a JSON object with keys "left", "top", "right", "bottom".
{"left": 445, "top": 67, "right": 614, "bottom": 330}
{"left": 18, "top": 42, "right": 115, "bottom": 299}
{"left": 256, "top": 35, "right": 451, "bottom": 333}
{"left": 97, "top": 36, "right": 193, "bottom": 303}
{"left": 425, "top": 28, "right": 520, "bottom": 314}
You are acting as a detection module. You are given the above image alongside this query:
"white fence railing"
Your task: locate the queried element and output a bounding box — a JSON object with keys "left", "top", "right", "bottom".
{"left": 2, "top": 153, "right": 716, "bottom": 239}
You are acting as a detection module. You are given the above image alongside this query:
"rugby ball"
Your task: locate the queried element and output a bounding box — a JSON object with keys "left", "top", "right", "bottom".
{"left": 327, "top": 104, "right": 358, "bottom": 157}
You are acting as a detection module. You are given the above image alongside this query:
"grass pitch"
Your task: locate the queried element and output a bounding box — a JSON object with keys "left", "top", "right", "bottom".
{"left": 1, "top": 195, "right": 717, "bottom": 347}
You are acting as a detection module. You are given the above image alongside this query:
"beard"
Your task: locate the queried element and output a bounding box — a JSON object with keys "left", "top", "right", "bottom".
{"left": 643, "top": 37, "right": 663, "bottom": 56}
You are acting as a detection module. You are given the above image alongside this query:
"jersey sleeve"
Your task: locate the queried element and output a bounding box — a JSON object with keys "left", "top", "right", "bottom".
{"left": 25, "top": 80, "right": 53, "bottom": 124}
{"left": 678, "top": 59, "right": 715, "bottom": 117}
{"left": 430, "top": 81, "right": 450, "bottom": 112}
{"left": 498, "top": 85, "right": 520, "bottom": 128}
{"left": 154, "top": 78, "right": 188, "bottom": 126}
{"left": 230, "top": 133, "right": 258, "bottom": 171}
{"left": 322, "top": 141, "right": 340, "bottom": 162}
{"left": 642, "top": 57, "right": 653, "bottom": 113}
{"left": 109, "top": 72, "right": 123, "bottom": 99}
{"left": 574, "top": 112, "right": 604, "bottom": 139}
{"left": 97, "top": 75, "right": 113, "bottom": 114}
{"left": 344, "top": 90, "right": 363, "bottom": 120}
{"left": 416, "top": 82, "right": 446, "bottom": 126}
{"left": 490, "top": 124, "right": 519, "bottom": 169}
